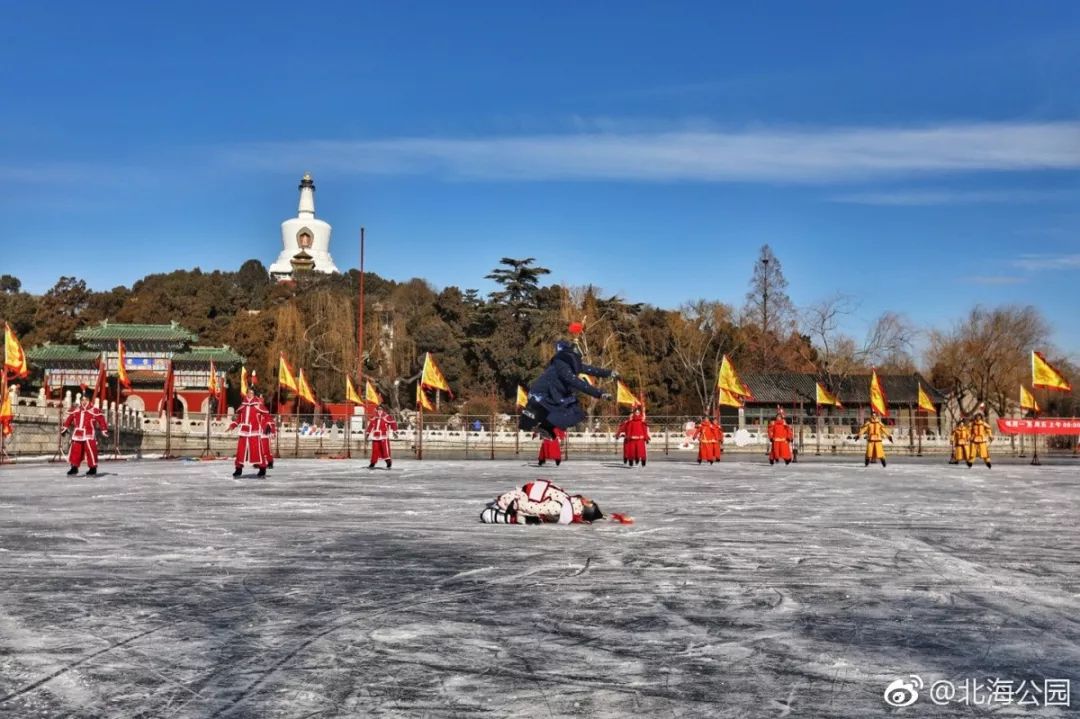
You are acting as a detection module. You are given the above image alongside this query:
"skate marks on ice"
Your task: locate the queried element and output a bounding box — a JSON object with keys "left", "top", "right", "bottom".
{"left": 0, "top": 459, "right": 1078, "bottom": 717}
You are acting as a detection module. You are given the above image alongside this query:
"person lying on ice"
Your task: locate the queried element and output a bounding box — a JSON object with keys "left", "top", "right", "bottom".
{"left": 519, "top": 323, "right": 617, "bottom": 440}
{"left": 480, "top": 479, "right": 630, "bottom": 524}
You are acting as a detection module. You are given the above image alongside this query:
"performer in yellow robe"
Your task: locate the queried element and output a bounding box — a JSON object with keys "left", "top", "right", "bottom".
{"left": 858, "top": 412, "right": 893, "bottom": 467}
{"left": 950, "top": 418, "right": 972, "bottom": 465}
{"left": 969, "top": 412, "right": 993, "bottom": 468}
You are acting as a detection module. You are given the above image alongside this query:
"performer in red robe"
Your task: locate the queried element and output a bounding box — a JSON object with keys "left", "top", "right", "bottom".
{"left": 767, "top": 409, "right": 794, "bottom": 465}
{"left": 62, "top": 395, "right": 108, "bottom": 476}
{"left": 692, "top": 416, "right": 721, "bottom": 464}
{"left": 366, "top": 405, "right": 398, "bottom": 469}
{"left": 617, "top": 405, "right": 651, "bottom": 467}
{"left": 536, "top": 426, "right": 565, "bottom": 466}
{"left": 228, "top": 390, "right": 270, "bottom": 477}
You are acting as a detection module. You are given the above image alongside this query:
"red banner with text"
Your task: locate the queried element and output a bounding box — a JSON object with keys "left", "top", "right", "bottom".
{"left": 997, "top": 418, "right": 1080, "bottom": 435}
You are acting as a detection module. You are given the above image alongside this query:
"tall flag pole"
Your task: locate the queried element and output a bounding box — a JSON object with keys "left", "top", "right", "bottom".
{"left": 869, "top": 368, "right": 889, "bottom": 417}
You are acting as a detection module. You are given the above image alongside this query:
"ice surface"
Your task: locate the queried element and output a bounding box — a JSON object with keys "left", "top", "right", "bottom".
{"left": 0, "top": 457, "right": 1078, "bottom": 718}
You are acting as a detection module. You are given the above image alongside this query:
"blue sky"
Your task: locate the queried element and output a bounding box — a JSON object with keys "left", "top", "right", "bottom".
{"left": 2, "top": 1, "right": 1079, "bottom": 358}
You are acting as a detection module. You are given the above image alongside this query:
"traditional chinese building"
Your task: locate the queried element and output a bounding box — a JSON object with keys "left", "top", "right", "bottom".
{"left": 26, "top": 321, "right": 243, "bottom": 418}
{"left": 730, "top": 372, "right": 947, "bottom": 432}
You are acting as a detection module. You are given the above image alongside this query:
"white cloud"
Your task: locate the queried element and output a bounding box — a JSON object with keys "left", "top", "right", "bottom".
{"left": 1012, "top": 253, "right": 1080, "bottom": 271}
{"left": 831, "top": 188, "right": 1078, "bottom": 206}
{"left": 219, "top": 121, "right": 1080, "bottom": 183}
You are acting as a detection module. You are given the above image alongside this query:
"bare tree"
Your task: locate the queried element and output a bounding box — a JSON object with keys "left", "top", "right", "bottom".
{"left": 800, "top": 295, "right": 916, "bottom": 382}
{"left": 669, "top": 300, "right": 739, "bottom": 412}
{"left": 927, "top": 305, "right": 1051, "bottom": 419}
{"left": 742, "top": 245, "right": 796, "bottom": 372}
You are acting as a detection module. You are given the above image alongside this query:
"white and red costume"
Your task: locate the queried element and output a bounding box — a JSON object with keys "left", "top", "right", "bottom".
{"left": 365, "top": 407, "right": 398, "bottom": 467}
{"left": 490, "top": 480, "right": 596, "bottom": 524}
{"left": 228, "top": 397, "right": 271, "bottom": 471}
{"left": 616, "top": 409, "right": 650, "bottom": 466}
{"left": 536, "top": 426, "right": 565, "bottom": 466}
{"left": 63, "top": 402, "right": 108, "bottom": 471}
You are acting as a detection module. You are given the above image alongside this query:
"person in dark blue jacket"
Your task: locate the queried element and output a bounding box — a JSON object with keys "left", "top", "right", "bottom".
{"left": 519, "top": 337, "right": 617, "bottom": 439}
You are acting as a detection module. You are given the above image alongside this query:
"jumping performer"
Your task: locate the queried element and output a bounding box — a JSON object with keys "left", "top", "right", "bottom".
{"left": 228, "top": 388, "right": 270, "bottom": 477}
{"left": 519, "top": 324, "right": 617, "bottom": 439}
{"left": 535, "top": 426, "right": 565, "bottom": 466}
{"left": 61, "top": 394, "right": 108, "bottom": 476}
{"left": 366, "top": 404, "right": 398, "bottom": 469}
{"left": 858, "top": 411, "right": 893, "bottom": 467}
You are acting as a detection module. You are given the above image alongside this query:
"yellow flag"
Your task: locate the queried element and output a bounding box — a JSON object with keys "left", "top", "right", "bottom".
{"left": 716, "top": 355, "right": 752, "bottom": 399}
{"left": 4, "top": 323, "right": 28, "bottom": 379}
{"left": 869, "top": 369, "right": 889, "bottom": 417}
{"left": 297, "top": 368, "right": 316, "bottom": 404}
{"left": 277, "top": 353, "right": 298, "bottom": 392}
{"left": 346, "top": 376, "right": 363, "bottom": 404}
{"left": 1032, "top": 351, "right": 1071, "bottom": 392}
{"left": 815, "top": 382, "right": 842, "bottom": 408}
{"left": 416, "top": 383, "right": 434, "bottom": 411}
{"left": 717, "top": 387, "right": 744, "bottom": 408}
{"left": 240, "top": 366, "right": 249, "bottom": 395}
{"left": 917, "top": 383, "right": 936, "bottom": 413}
{"left": 0, "top": 384, "right": 13, "bottom": 437}
{"left": 365, "top": 379, "right": 382, "bottom": 405}
{"left": 421, "top": 352, "right": 452, "bottom": 396}
{"left": 615, "top": 379, "right": 640, "bottom": 406}
{"left": 208, "top": 359, "right": 218, "bottom": 394}
{"left": 516, "top": 385, "right": 528, "bottom": 408}
{"left": 116, "top": 340, "right": 131, "bottom": 389}
{"left": 1020, "top": 384, "right": 1040, "bottom": 413}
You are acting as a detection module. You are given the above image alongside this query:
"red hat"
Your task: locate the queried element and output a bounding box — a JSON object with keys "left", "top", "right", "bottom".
{"left": 568, "top": 321, "right": 584, "bottom": 336}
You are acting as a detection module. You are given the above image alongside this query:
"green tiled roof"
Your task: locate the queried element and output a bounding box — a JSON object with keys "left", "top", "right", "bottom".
{"left": 174, "top": 346, "right": 245, "bottom": 364}
{"left": 25, "top": 344, "right": 101, "bottom": 362}
{"left": 75, "top": 321, "right": 198, "bottom": 342}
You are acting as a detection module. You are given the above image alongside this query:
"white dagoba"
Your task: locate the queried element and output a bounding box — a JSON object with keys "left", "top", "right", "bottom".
{"left": 269, "top": 173, "right": 340, "bottom": 281}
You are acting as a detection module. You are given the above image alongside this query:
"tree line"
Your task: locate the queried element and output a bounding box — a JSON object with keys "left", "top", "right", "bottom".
{"left": 1, "top": 246, "right": 1075, "bottom": 418}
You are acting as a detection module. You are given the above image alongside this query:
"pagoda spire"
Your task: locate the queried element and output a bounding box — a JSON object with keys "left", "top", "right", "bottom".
{"left": 298, "top": 172, "right": 315, "bottom": 218}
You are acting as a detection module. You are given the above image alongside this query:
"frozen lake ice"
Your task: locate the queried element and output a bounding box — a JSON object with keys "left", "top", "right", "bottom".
{"left": 0, "top": 456, "right": 1077, "bottom": 717}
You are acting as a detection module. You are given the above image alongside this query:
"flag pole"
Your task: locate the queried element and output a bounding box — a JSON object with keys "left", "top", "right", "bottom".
{"left": 0, "top": 371, "right": 8, "bottom": 464}
{"left": 164, "top": 361, "right": 172, "bottom": 459}
{"left": 356, "top": 227, "right": 365, "bottom": 460}
{"left": 1031, "top": 390, "right": 1043, "bottom": 466}
{"left": 417, "top": 383, "right": 424, "bottom": 461}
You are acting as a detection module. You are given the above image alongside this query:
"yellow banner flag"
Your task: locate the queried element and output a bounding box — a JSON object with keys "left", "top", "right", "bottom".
{"left": 516, "top": 385, "right": 528, "bottom": 408}
{"left": 346, "top": 376, "right": 362, "bottom": 404}
{"left": 421, "top": 352, "right": 452, "bottom": 396}
{"left": 208, "top": 359, "right": 218, "bottom": 394}
{"left": 917, "top": 383, "right": 936, "bottom": 413}
{"left": 717, "top": 387, "right": 744, "bottom": 408}
{"left": 297, "top": 368, "right": 316, "bottom": 404}
{"left": 869, "top": 369, "right": 889, "bottom": 417}
{"left": 716, "top": 355, "right": 752, "bottom": 399}
{"left": 365, "top": 379, "right": 382, "bottom": 405}
{"left": 240, "top": 366, "right": 249, "bottom": 395}
{"left": 0, "top": 385, "right": 11, "bottom": 437}
{"left": 278, "top": 353, "right": 298, "bottom": 392}
{"left": 416, "top": 383, "right": 434, "bottom": 411}
{"left": 116, "top": 340, "right": 131, "bottom": 389}
{"left": 815, "top": 382, "right": 842, "bottom": 408}
{"left": 1032, "top": 351, "right": 1071, "bottom": 392}
{"left": 4, "top": 323, "right": 28, "bottom": 379}
{"left": 615, "top": 379, "right": 640, "bottom": 407}
{"left": 1020, "top": 384, "right": 1040, "bottom": 413}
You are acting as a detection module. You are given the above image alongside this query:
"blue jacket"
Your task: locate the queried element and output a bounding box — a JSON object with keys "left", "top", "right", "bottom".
{"left": 528, "top": 349, "right": 612, "bottom": 410}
